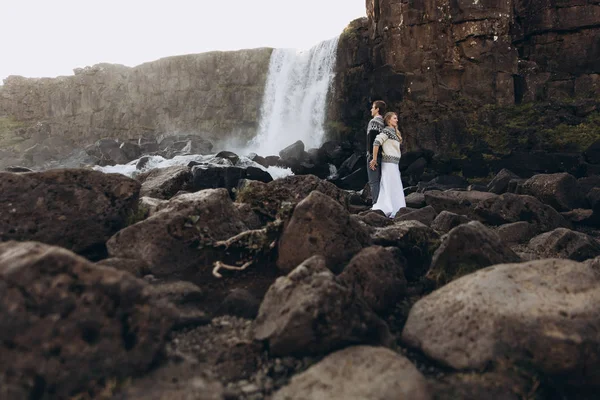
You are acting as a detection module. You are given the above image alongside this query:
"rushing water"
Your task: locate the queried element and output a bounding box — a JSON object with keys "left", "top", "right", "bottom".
{"left": 250, "top": 37, "right": 339, "bottom": 156}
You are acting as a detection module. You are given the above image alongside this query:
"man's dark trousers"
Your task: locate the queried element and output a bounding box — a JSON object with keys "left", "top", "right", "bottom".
{"left": 367, "top": 154, "right": 381, "bottom": 203}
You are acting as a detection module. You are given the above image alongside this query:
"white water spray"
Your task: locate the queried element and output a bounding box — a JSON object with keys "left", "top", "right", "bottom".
{"left": 250, "top": 37, "right": 339, "bottom": 156}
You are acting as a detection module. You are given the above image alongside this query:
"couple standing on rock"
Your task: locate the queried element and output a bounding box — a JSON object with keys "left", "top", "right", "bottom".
{"left": 366, "top": 100, "right": 407, "bottom": 218}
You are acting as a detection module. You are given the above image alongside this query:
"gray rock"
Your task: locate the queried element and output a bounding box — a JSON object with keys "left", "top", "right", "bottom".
{"left": 138, "top": 165, "right": 192, "bottom": 200}
{"left": 425, "top": 190, "right": 497, "bottom": 218}
{"left": 528, "top": 228, "right": 600, "bottom": 261}
{"left": 426, "top": 221, "right": 521, "bottom": 288}
{"left": 254, "top": 256, "right": 391, "bottom": 356}
{"left": 430, "top": 210, "right": 471, "bottom": 233}
{"left": 273, "top": 346, "right": 430, "bottom": 400}
{"left": 395, "top": 205, "right": 437, "bottom": 226}
{"left": 405, "top": 192, "right": 426, "bottom": 208}
{"left": 518, "top": 173, "right": 586, "bottom": 211}
{"left": 496, "top": 221, "right": 535, "bottom": 244}
{"left": 487, "top": 168, "right": 520, "bottom": 194}
{"left": 403, "top": 258, "right": 600, "bottom": 386}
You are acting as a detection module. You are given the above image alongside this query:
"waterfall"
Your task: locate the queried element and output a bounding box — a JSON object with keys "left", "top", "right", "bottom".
{"left": 250, "top": 37, "right": 339, "bottom": 156}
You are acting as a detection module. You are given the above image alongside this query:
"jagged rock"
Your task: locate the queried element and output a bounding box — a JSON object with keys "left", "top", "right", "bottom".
{"left": 496, "top": 221, "right": 536, "bottom": 245}
{"left": 159, "top": 135, "right": 213, "bottom": 157}
{"left": 426, "top": 221, "right": 521, "bottom": 288}
{"left": 405, "top": 192, "right": 426, "bottom": 208}
{"left": 277, "top": 191, "right": 371, "bottom": 274}
{"left": 96, "top": 138, "right": 129, "bottom": 164}
{"left": 518, "top": 173, "right": 587, "bottom": 212}
{"left": 354, "top": 210, "right": 395, "bottom": 228}
{"left": 402, "top": 259, "right": 600, "bottom": 387}
{"left": 395, "top": 205, "right": 437, "bottom": 226}
{"left": 0, "top": 241, "right": 173, "bottom": 400}
{"left": 215, "top": 288, "right": 261, "bottom": 319}
{"left": 107, "top": 189, "right": 248, "bottom": 275}
{"left": 474, "top": 193, "right": 571, "bottom": 234}
{"left": 279, "top": 140, "right": 305, "bottom": 162}
{"left": 372, "top": 220, "right": 440, "bottom": 281}
{"left": 236, "top": 175, "right": 349, "bottom": 221}
{"left": 528, "top": 228, "right": 600, "bottom": 261}
{"left": 430, "top": 211, "right": 471, "bottom": 233}
{"left": 191, "top": 164, "right": 272, "bottom": 197}
{"left": 136, "top": 156, "right": 152, "bottom": 170}
{"left": 95, "top": 257, "right": 151, "bottom": 277}
{"left": 272, "top": 346, "right": 430, "bottom": 400}
{"left": 338, "top": 246, "right": 407, "bottom": 315}
{"left": 254, "top": 256, "right": 391, "bottom": 356}
{"left": 425, "top": 190, "right": 497, "bottom": 217}
{"left": 417, "top": 175, "right": 469, "bottom": 193}
{"left": 0, "top": 169, "right": 140, "bottom": 259}
{"left": 487, "top": 168, "right": 521, "bottom": 194}
{"left": 138, "top": 165, "right": 192, "bottom": 200}
{"left": 120, "top": 141, "right": 142, "bottom": 161}
{"left": 561, "top": 208, "right": 594, "bottom": 224}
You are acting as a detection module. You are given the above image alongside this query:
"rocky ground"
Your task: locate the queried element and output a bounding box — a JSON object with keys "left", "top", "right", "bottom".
{"left": 1, "top": 140, "right": 600, "bottom": 399}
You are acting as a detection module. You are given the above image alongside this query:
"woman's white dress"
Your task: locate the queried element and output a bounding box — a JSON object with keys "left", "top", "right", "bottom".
{"left": 371, "top": 127, "right": 406, "bottom": 218}
{"left": 372, "top": 163, "right": 406, "bottom": 218}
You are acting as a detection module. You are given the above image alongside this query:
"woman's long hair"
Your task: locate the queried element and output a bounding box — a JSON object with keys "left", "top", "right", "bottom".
{"left": 384, "top": 112, "right": 402, "bottom": 144}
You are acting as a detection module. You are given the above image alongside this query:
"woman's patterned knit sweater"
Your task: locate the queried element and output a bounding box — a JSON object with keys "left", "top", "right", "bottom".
{"left": 373, "top": 126, "right": 402, "bottom": 164}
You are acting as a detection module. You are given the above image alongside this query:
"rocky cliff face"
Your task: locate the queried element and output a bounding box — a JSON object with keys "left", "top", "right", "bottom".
{"left": 0, "top": 48, "right": 272, "bottom": 167}
{"left": 329, "top": 0, "right": 600, "bottom": 155}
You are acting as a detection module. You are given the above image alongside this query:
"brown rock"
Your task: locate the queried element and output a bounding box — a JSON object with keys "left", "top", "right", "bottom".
{"left": 0, "top": 241, "right": 173, "bottom": 399}
{"left": 496, "top": 221, "right": 535, "bottom": 245}
{"left": 427, "top": 221, "right": 521, "bottom": 288}
{"left": 254, "top": 256, "right": 391, "bottom": 356}
{"left": 403, "top": 259, "right": 600, "bottom": 387}
{"left": 107, "top": 189, "right": 248, "bottom": 275}
{"left": 395, "top": 205, "right": 438, "bottom": 226}
{"left": 138, "top": 165, "right": 192, "bottom": 200}
{"left": 0, "top": 169, "right": 140, "bottom": 259}
{"left": 430, "top": 210, "right": 471, "bottom": 233}
{"left": 338, "top": 246, "right": 407, "bottom": 315}
{"left": 528, "top": 228, "right": 600, "bottom": 262}
{"left": 277, "top": 191, "right": 370, "bottom": 274}
{"left": 518, "top": 173, "right": 586, "bottom": 212}
{"left": 273, "top": 346, "right": 430, "bottom": 400}
{"left": 425, "top": 190, "right": 497, "bottom": 218}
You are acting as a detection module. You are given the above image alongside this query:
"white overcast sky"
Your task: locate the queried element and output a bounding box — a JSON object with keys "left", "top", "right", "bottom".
{"left": 0, "top": 0, "right": 366, "bottom": 82}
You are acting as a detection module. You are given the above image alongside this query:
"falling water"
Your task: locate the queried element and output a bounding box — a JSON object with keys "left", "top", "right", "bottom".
{"left": 250, "top": 37, "right": 339, "bottom": 156}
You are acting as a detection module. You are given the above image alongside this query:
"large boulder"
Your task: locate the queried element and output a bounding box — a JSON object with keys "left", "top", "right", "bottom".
{"left": 0, "top": 169, "right": 140, "bottom": 259}
{"left": 272, "top": 346, "right": 430, "bottom": 400}
{"left": 430, "top": 211, "right": 471, "bottom": 234}
{"left": 138, "top": 165, "right": 192, "bottom": 200}
{"left": 338, "top": 246, "right": 407, "bottom": 315}
{"left": 474, "top": 193, "right": 571, "bottom": 234}
{"left": 0, "top": 241, "right": 173, "bottom": 400}
{"left": 371, "top": 220, "right": 440, "bottom": 281}
{"left": 487, "top": 168, "right": 520, "bottom": 194}
{"left": 107, "top": 189, "right": 248, "bottom": 275}
{"left": 527, "top": 228, "right": 600, "bottom": 262}
{"left": 402, "top": 259, "right": 600, "bottom": 387}
{"left": 254, "top": 256, "right": 391, "bottom": 356}
{"left": 277, "top": 191, "right": 371, "bottom": 273}
{"left": 426, "top": 221, "right": 521, "bottom": 288}
{"left": 236, "top": 175, "right": 349, "bottom": 221}
{"left": 425, "top": 190, "right": 497, "bottom": 218}
{"left": 518, "top": 173, "right": 587, "bottom": 212}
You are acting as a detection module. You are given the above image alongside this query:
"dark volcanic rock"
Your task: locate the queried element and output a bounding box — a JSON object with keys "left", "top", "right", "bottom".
{"left": 518, "top": 173, "right": 587, "bottom": 212}
{"left": 236, "top": 175, "right": 349, "bottom": 221}
{"left": 277, "top": 191, "right": 371, "bottom": 274}
{"left": 425, "top": 190, "right": 497, "bottom": 217}
{"left": 254, "top": 256, "right": 391, "bottom": 356}
{"left": 339, "top": 246, "right": 407, "bottom": 315}
{"left": 418, "top": 175, "right": 469, "bottom": 193}
{"left": 138, "top": 165, "right": 192, "bottom": 200}
{"left": 487, "top": 168, "right": 521, "bottom": 194}
{"left": 430, "top": 211, "right": 472, "bottom": 234}
{"left": 0, "top": 169, "right": 140, "bottom": 259}
{"left": 0, "top": 241, "right": 173, "bottom": 400}
{"left": 496, "top": 221, "right": 536, "bottom": 245}
{"left": 372, "top": 220, "right": 440, "bottom": 281}
{"left": 395, "top": 205, "right": 438, "bottom": 226}
{"left": 403, "top": 259, "right": 600, "bottom": 387}
{"left": 474, "top": 193, "right": 571, "bottom": 234}
{"left": 426, "top": 221, "right": 521, "bottom": 288}
{"left": 215, "top": 288, "right": 261, "bottom": 319}
{"left": 405, "top": 192, "right": 426, "bottom": 208}
{"left": 107, "top": 189, "right": 248, "bottom": 275}
{"left": 528, "top": 228, "right": 600, "bottom": 262}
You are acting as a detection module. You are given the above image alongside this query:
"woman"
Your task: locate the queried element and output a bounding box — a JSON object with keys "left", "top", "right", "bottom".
{"left": 369, "top": 112, "right": 406, "bottom": 218}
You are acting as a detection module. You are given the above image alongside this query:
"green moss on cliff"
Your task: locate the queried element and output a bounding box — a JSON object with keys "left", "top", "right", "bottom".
{"left": 0, "top": 117, "right": 26, "bottom": 147}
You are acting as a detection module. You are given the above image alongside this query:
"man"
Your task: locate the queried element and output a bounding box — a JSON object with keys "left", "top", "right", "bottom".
{"left": 366, "top": 100, "right": 386, "bottom": 203}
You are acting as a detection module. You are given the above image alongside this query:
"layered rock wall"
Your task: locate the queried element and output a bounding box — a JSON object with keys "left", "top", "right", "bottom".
{"left": 0, "top": 48, "right": 272, "bottom": 157}
{"left": 330, "top": 0, "right": 600, "bottom": 155}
